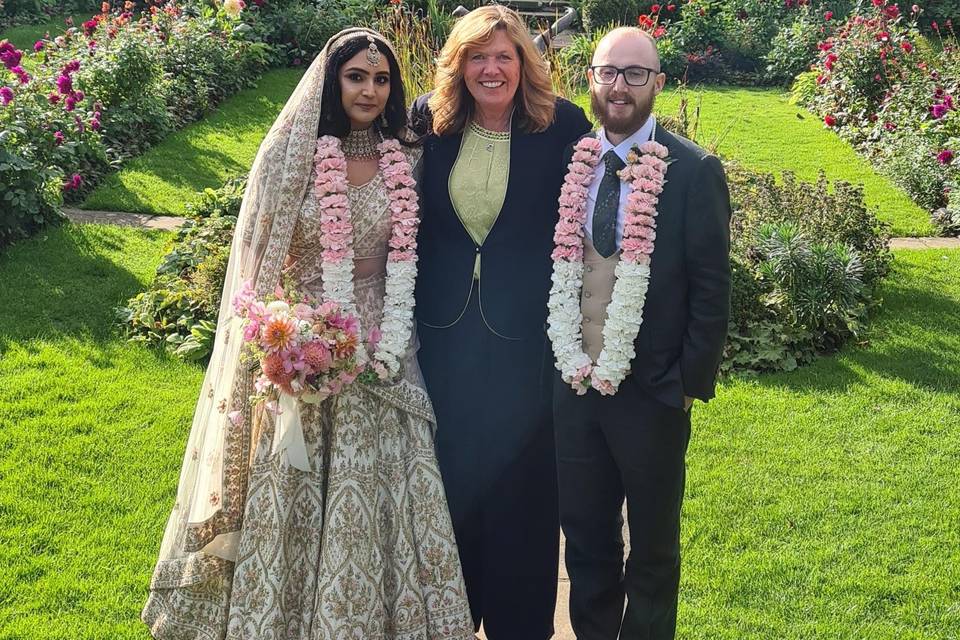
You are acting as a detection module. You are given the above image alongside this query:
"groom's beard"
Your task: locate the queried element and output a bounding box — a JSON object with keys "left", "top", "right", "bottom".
{"left": 591, "top": 90, "right": 655, "bottom": 137}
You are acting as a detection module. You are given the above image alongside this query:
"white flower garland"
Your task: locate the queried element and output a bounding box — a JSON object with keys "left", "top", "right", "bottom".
{"left": 313, "top": 135, "right": 420, "bottom": 380}
{"left": 547, "top": 135, "right": 670, "bottom": 395}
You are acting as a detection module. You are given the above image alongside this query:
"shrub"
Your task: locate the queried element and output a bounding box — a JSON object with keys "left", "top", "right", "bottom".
{"left": 0, "top": 1, "right": 268, "bottom": 246}
{"left": 764, "top": 4, "right": 827, "bottom": 83}
{"left": 119, "top": 177, "right": 244, "bottom": 361}
{"left": 580, "top": 0, "right": 642, "bottom": 33}
{"left": 1, "top": 38, "right": 107, "bottom": 247}
{"left": 801, "top": 1, "right": 959, "bottom": 216}
{"left": 919, "top": 0, "right": 960, "bottom": 33}
{"left": 721, "top": 163, "right": 891, "bottom": 373}
{"left": 876, "top": 130, "right": 950, "bottom": 211}
{"left": 755, "top": 222, "right": 868, "bottom": 350}
{"left": 0, "top": 140, "right": 64, "bottom": 246}
{"left": 932, "top": 182, "right": 960, "bottom": 236}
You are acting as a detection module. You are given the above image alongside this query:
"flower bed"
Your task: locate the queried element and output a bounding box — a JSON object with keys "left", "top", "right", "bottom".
{"left": 0, "top": 1, "right": 268, "bottom": 248}
{"left": 797, "top": 1, "right": 959, "bottom": 235}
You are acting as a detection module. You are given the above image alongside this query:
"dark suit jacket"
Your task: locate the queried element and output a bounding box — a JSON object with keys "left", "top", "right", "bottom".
{"left": 564, "top": 124, "right": 732, "bottom": 407}
{"left": 410, "top": 95, "right": 593, "bottom": 340}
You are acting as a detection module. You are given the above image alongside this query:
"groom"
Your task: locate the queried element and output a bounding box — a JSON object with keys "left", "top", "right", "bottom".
{"left": 552, "top": 28, "right": 731, "bottom": 639}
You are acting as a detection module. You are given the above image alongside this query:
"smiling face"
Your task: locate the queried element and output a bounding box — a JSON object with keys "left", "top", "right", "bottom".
{"left": 463, "top": 28, "right": 521, "bottom": 119}
{"left": 339, "top": 46, "right": 391, "bottom": 131}
{"left": 589, "top": 29, "right": 666, "bottom": 139}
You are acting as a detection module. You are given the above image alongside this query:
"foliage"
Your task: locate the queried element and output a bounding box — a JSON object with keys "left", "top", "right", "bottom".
{"left": 0, "top": 136, "right": 64, "bottom": 245}
{"left": 799, "top": 0, "right": 960, "bottom": 221}
{"left": 242, "top": 0, "right": 376, "bottom": 68}
{"left": 932, "top": 182, "right": 960, "bottom": 236}
{"left": 375, "top": 2, "right": 452, "bottom": 103}
{"left": 580, "top": 0, "right": 643, "bottom": 33}
{"left": 721, "top": 162, "right": 891, "bottom": 373}
{"left": 764, "top": 4, "right": 827, "bottom": 83}
{"left": 0, "top": 1, "right": 267, "bottom": 247}
{"left": 118, "top": 177, "right": 243, "bottom": 361}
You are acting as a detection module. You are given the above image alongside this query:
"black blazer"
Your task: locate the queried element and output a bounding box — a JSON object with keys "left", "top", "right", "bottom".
{"left": 411, "top": 95, "right": 592, "bottom": 340}
{"left": 563, "top": 124, "right": 732, "bottom": 407}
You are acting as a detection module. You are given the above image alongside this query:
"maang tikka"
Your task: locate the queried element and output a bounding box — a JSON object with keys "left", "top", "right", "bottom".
{"left": 366, "top": 36, "right": 382, "bottom": 67}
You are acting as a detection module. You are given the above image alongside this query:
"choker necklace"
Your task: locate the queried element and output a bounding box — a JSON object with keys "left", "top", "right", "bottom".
{"left": 341, "top": 127, "right": 381, "bottom": 160}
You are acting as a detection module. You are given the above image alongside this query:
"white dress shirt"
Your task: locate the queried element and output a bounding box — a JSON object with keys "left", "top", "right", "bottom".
{"left": 584, "top": 116, "right": 657, "bottom": 247}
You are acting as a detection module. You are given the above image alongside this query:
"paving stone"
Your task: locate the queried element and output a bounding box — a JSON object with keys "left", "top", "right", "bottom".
{"left": 63, "top": 208, "right": 186, "bottom": 230}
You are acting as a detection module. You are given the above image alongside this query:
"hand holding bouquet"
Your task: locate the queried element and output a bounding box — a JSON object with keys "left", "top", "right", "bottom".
{"left": 232, "top": 280, "right": 364, "bottom": 405}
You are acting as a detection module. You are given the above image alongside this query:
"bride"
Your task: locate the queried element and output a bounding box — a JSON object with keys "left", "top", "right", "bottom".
{"left": 141, "top": 28, "right": 475, "bottom": 639}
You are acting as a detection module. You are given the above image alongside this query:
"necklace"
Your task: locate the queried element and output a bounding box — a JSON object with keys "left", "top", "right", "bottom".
{"left": 341, "top": 127, "right": 381, "bottom": 160}
{"left": 313, "top": 135, "right": 420, "bottom": 380}
{"left": 547, "top": 134, "right": 670, "bottom": 395}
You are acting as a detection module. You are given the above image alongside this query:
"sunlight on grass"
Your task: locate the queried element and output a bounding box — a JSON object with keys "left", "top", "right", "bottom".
{"left": 82, "top": 68, "right": 304, "bottom": 216}
{"left": 0, "top": 221, "right": 957, "bottom": 638}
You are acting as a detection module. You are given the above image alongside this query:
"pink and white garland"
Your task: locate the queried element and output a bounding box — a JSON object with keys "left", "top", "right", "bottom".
{"left": 547, "top": 135, "right": 670, "bottom": 395}
{"left": 313, "top": 134, "right": 420, "bottom": 379}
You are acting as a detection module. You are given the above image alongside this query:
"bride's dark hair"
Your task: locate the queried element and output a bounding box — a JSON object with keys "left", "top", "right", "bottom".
{"left": 318, "top": 35, "right": 410, "bottom": 141}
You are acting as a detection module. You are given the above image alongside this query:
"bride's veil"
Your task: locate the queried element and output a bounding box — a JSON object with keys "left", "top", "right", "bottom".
{"left": 149, "top": 27, "right": 399, "bottom": 587}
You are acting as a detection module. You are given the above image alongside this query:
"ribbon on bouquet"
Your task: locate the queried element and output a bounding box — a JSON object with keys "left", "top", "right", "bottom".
{"left": 270, "top": 393, "right": 313, "bottom": 472}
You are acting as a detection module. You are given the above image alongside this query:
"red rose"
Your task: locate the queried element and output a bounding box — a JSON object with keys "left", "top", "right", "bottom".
{"left": 824, "top": 114, "right": 837, "bottom": 126}
{"left": 824, "top": 10, "right": 833, "bottom": 20}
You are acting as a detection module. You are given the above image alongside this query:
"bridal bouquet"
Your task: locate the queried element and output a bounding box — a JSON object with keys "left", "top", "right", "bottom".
{"left": 232, "top": 280, "right": 364, "bottom": 405}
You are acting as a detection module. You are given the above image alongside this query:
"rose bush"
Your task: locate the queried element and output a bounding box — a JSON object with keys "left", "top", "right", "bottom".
{"left": 798, "top": 1, "right": 959, "bottom": 227}
{"left": 1, "top": 0, "right": 268, "bottom": 248}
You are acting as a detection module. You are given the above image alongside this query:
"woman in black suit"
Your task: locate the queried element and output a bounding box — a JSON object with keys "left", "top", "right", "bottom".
{"left": 409, "top": 6, "right": 591, "bottom": 638}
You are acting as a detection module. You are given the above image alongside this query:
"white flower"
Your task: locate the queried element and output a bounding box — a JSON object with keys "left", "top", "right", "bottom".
{"left": 546, "top": 142, "right": 666, "bottom": 394}
{"left": 267, "top": 300, "right": 290, "bottom": 314}
{"left": 223, "top": 0, "right": 243, "bottom": 16}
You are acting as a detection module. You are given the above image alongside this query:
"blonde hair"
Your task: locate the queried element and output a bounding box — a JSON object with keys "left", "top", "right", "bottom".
{"left": 429, "top": 5, "right": 556, "bottom": 135}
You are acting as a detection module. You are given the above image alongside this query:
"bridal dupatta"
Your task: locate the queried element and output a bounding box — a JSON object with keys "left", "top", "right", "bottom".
{"left": 146, "top": 27, "right": 395, "bottom": 590}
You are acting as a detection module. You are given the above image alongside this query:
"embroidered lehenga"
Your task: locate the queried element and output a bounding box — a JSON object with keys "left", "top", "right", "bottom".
{"left": 141, "top": 28, "right": 474, "bottom": 640}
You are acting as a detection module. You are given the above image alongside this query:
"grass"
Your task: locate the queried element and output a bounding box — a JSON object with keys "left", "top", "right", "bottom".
{"left": 0, "top": 222, "right": 958, "bottom": 638}
{"left": 81, "top": 68, "right": 304, "bottom": 216}
{"left": 0, "top": 224, "right": 202, "bottom": 639}
{"left": 575, "top": 86, "right": 935, "bottom": 237}
{"left": 0, "top": 13, "right": 90, "bottom": 52}
{"left": 682, "top": 248, "right": 960, "bottom": 638}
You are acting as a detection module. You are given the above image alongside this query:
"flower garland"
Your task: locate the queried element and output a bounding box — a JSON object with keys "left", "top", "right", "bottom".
{"left": 313, "top": 134, "right": 420, "bottom": 380}
{"left": 547, "top": 135, "right": 670, "bottom": 395}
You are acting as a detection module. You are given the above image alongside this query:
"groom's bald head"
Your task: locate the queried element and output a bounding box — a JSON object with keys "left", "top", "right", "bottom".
{"left": 592, "top": 27, "right": 661, "bottom": 71}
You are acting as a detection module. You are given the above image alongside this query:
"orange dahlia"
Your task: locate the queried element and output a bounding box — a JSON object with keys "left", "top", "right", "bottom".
{"left": 262, "top": 314, "right": 298, "bottom": 352}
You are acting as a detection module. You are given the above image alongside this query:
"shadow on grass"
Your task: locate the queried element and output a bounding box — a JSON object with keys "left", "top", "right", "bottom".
{"left": 750, "top": 258, "right": 960, "bottom": 396}
{"left": 84, "top": 142, "right": 249, "bottom": 213}
{"left": 0, "top": 225, "right": 166, "bottom": 353}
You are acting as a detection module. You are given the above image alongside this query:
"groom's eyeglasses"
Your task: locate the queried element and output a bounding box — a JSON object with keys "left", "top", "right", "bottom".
{"left": 589, "top": 65, "right": 660, "bottom": 87}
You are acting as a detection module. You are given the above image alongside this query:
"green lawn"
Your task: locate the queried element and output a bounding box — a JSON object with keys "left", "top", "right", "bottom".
{"left": 682, "top": 248, "right": 960, "bottom": 638}
{"left": 0, "top": 225, "right": 202, "bottom": 639}
{"left": 576, "top": 86, "right": 935, "bottom": 237}
{"left": 0, "top": 13, "right": 91, "bottom": 51}
{"left": 81, "top": 68, "right": 304, "bottom": 216}
{"left": 0, "top": 223, "right": 957, "bottom": 638}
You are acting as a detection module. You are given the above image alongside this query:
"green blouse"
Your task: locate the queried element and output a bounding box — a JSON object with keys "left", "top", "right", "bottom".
{"left": 449, "top": 121, "right": 511, "bottom": 279}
